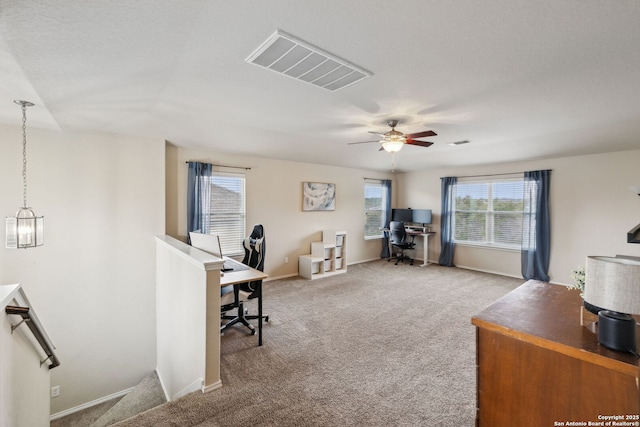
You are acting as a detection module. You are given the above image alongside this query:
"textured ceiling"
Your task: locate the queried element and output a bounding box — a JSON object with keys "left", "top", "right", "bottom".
{"left": 1, "top": 0, "right": 640, "bottom": 172}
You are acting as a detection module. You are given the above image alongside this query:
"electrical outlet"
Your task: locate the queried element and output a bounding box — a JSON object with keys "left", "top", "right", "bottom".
{"left": 51, "top": 385, "right": 60, "bottom": 398}
{"left": 284, "top": 256, "right": 289, "bottom": 263}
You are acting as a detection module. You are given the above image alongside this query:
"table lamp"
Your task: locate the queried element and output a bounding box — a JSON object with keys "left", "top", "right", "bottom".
{"left": 584, "top": 256, "right": 640, "bottom": 354}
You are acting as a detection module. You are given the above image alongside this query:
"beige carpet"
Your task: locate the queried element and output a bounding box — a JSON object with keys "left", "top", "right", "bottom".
{"left": 112, "top": 260, "right": 522, "bottom": 427}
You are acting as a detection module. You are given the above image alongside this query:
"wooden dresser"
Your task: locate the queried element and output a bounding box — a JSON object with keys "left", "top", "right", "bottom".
{"left": 471, "top": 280, "right": 639, "bottom": 426}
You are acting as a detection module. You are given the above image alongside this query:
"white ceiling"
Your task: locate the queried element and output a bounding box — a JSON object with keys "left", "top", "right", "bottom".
{"left": 1, "top": 0, "right": 640, "bottom": 172}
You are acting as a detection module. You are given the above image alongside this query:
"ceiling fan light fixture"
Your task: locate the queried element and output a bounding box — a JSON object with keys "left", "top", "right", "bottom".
{"left": 381, "top": 136, "right": 405, "bottom": 153}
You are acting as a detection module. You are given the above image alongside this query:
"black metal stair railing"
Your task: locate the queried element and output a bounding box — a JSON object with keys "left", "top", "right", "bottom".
{"left": 5, "top": 305, "right": 60, "bottom": 369}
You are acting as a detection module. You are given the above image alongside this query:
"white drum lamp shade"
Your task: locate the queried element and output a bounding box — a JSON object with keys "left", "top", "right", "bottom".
{"left": 585, "top": 256, "right": 640, "bottom": 314}
{"left": 584, "top": 256, "right": 640, "bottom": 353}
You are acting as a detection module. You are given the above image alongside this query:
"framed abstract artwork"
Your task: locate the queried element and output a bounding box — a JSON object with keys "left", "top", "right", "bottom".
{"left": 302, "top": 182, "right": 335, "bottom": 211}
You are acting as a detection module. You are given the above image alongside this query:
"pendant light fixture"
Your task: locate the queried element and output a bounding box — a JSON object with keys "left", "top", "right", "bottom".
{"left": 5, "top": 100, "right": 44, "bottom": 249}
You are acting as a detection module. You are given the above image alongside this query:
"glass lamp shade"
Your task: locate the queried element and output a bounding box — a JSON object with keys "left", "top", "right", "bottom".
{"left": 5, "top": 207, "right": 44, "bottom": 249}
{"left": 381, "top": 136, "right": 405, "bottom": 153}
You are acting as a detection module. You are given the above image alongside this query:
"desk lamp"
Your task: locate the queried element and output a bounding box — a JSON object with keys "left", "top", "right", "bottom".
{"left": 584, "top": 256, "right": 640, "bottom": 354}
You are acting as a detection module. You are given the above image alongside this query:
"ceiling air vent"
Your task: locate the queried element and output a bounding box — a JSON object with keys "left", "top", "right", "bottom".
{"left": 448, "top": 140, "right": 471, "bottom": 146}
{"left": 246, "top": 30, "right": 372, "bottom": 92}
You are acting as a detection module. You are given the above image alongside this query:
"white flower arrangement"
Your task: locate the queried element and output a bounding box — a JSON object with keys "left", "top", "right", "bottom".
{"left": 567, "top": 266, "right": 585, "bottom": 297}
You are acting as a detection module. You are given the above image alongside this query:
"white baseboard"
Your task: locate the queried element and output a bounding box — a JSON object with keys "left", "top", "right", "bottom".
{"left": 453, "top": 263, "right": 522, "bottom": 279}
{"left": 351, "top": 257, "right": 382, "bottom": 264}
{"left": 155, "top": 368, "right": 171, "bottom": 402}
{"left": 50, "top": 385, "right": 134, "bottom": 421}
{"left": 156, "top": 368, "right": 205, "bottom": 402}
{"left": 172, "top": 377, "right": 204, "bottom": 400}
{"left": 264, "top": 272, "right": 298, "bottom": 282}
{"left": 202, "top": 379, "right": 223, "bottom": 394}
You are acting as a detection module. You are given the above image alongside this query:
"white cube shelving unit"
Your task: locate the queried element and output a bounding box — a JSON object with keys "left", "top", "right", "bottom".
{"left": 298, "top": 230, "right": 347, "bottom": 280}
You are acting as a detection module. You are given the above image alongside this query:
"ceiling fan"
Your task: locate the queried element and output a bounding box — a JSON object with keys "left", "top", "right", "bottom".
{"left": 348, "top": 119, "right": 437, "bottom": 153}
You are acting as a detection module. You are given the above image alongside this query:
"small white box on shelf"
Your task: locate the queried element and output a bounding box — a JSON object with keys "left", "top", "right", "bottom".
{"left": 324, "top": 247, "right": 334, "bottom": 260}
{"left": 311, "top": 262, "right": 321, "bottom": 274}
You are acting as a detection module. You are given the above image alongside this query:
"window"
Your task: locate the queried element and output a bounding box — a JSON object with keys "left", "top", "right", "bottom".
{"left": 453, "top": 179, "right": 525, "bottom": 249}
{"left": 209, "top": 172, "right": 246, "bottom": 256}
{"left": 364, "top": 180, "right": 389, "bottom": 239}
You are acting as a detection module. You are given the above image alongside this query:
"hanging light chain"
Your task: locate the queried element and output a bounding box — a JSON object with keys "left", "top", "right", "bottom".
{"left": 14, "top": 100, "right": 34, "bottom": 209}
{"left": 21, "top": 101, "right": 28, "bottom": 208}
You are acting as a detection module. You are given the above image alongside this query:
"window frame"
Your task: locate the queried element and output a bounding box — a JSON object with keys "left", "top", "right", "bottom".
{"left": 364, "top": 180, "right": 389, "bottom": 240}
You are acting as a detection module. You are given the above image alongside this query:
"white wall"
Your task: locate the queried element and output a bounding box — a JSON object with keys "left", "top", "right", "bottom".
{"left": 397, "top": 149, "right": 640, "bottom": 284}
{"left": 166, "top": 145, "right": 394, "bottom": 278}
{"left": 0, "top": 124, "right": 165, "bottom": 414}
{"left": 155, "top": 236, "right": 223, "bottom": 400}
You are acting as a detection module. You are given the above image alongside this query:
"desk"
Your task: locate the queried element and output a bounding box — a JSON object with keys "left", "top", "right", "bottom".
{"left": 220, "top": 258, "right": 268, "bottom": 346}
{"left": 405, "top": 230, "right": 435, "bottom": 267}
{"left": 472, "top": 280, "right": 639, "bottom": 425}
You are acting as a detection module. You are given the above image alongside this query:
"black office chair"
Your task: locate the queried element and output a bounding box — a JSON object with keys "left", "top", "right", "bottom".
{"left": 241, "top": 225, "right": 270, "bottom": 331}
{"left": 220, "top": 224, "right": 269, "bottom": 335}
{"left": 388, "top": 221, "right": 416, "bottom": 265}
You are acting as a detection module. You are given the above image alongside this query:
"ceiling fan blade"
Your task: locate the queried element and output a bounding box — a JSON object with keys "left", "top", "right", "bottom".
{"left": 368, "top": 130, "right": 385, "bottom": 135}
{"left": 348, "top": 140, "right": 381, "bottom": 145}
{"left": 406, "top": 139, "right": 434, "bottom": 148}
{"left": 405, "top": 130, "right": 437, "bottom": 139}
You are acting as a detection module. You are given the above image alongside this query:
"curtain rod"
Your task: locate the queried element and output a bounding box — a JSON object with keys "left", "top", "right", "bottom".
{"left": 441, "top": 169, "right": 551, "bottom": 179}
{"left": 185, "top": 161, "right": 251, "bottom": 170}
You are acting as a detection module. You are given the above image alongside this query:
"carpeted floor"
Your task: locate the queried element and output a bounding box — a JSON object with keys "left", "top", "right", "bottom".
{"left": 112, "top": 260, "right": 522, "bottom": 427}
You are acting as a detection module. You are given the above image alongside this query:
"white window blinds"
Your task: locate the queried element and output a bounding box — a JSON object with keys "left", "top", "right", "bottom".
{"left": 453, "top": 179, "right": 525, "bottom": 249}
{"left": 209, "top": 172, "right": 246, "bottom": 256}
{"left": 364, "top": 180, "right": 387, "bottom": 239}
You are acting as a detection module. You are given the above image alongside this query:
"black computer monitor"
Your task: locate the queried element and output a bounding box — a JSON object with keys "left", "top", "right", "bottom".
{"left": 391, "top": 208, "right": 413, "bottom": 223}
{"left": 412, "top": 209, "right": 432, "bottom": 225}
